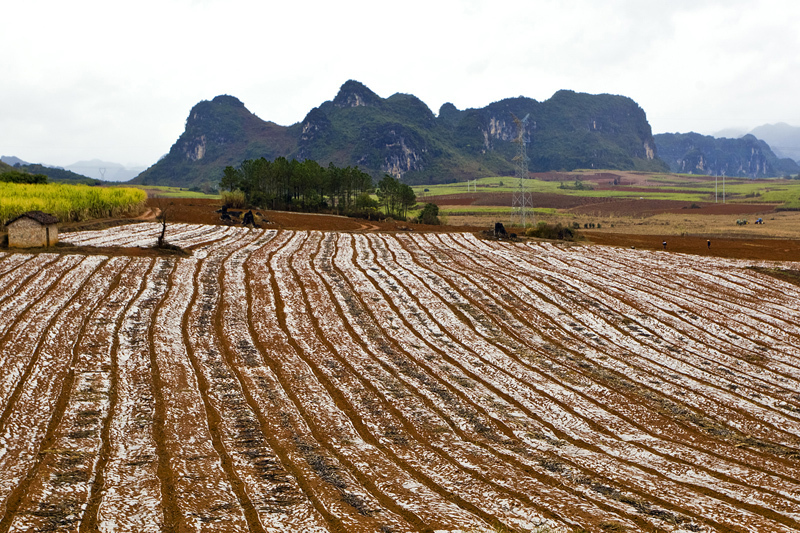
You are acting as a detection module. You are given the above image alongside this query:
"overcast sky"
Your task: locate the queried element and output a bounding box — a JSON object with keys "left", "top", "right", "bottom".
{"left": 2, "top": 0, "right": 799, "bottom": 168}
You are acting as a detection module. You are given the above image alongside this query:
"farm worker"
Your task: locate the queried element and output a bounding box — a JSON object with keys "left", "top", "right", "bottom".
{"left": 707, "top": 240, "right": 711, "bottom": 249}
{"left": 662, "top": 241, "right": 667, "bottom": 250}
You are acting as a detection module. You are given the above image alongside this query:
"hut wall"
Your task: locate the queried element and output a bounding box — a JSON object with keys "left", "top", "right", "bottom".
{"left": 8, "top": 218, "right": 49, "bottom": 248}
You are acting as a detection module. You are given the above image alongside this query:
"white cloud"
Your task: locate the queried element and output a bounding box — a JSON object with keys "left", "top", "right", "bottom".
{"left": 2, "top": 0, "right": 799, "bottom": 167}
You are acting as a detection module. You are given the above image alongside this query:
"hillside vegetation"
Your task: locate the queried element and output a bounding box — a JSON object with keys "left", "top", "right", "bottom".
{"left": 655, "top": 132, "right": 800, "bottom": 178}
{"left": 132, "top": 81, "right": 667, "bottom": 190}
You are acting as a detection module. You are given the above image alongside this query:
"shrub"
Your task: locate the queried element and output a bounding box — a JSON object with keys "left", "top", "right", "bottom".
{"left": 221, "top": 189, "right": 247, "bottom": 209}
{"left": 525, "top": 222, "right": 575, "bottom": 241}
{"left": 417, "top": 203, "right": 440, "bottom": 225}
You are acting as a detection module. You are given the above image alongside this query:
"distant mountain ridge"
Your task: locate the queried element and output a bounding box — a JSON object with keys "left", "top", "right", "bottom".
{"left": 131, "top": 80, "right": 667, "bottom": 188}
{"left": 748, "top": 123, "right": 800, "bottom": 162}
{"left": 1, "top": 155, "right": 142, "bottom": 183}
{"left": 654, "top": 132, "right": 800, "bottom": 177}
{"left": 64, "top": 160, "right": 147, "bottom": 182}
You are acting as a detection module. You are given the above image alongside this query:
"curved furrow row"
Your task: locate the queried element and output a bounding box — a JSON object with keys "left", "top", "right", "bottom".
{"left": 0, "top": 256, "right": 105, "bottom": 418}
{"left": 276, "top": 232, "right": 440, "bottom": 530}
{"left": 576, "top": 245, "right": 800, "bottom": 354}
{"left": 555, "top": 247, "right": 800, "bottom": 392}
{"left": 95, "top": 258, "right": 173, "bottom": 533}
{"left": 0, "top": 255, "right": 113, "bottom": 525}
{"left": 522, "top": 244, "right": 800, "bottom": 438}
{"left": 321, "top": 233, "right": 646, "bottom": 531}
{"left": 0, "top": 255, "right": 58, "bottom": 313}
{"left": 189, "top": 228, "right": 342, "bottom": 531}
{"left": 515, "top": 246, "right": 800, "bottom": 438}
{"left": 3, "top": 257, "right": 139, "bottom": 532}
{"left": 396, "top": 234, "right": 800, "bottom": 515}
{"left": 245, "top": 230, "right": 377, "bottom": 532}
{"left": 542, "top": 248, "right": 800, "bottom": 417}
{"left": 449, "top": 237, "right": 800, "bottom": 493}
{"left": 0, "top": 255, "right": 80, "bottom": 344}
{"left": 219, "top": 229, "right": 333, "bottom": 532}
{"left": 349, "top": 234, "right": 705, "bottom": 531}
{"left": 567, "top": 245, "right": 800, "bottom": 367}
{"left": 59, "top": 224, "right": 159, "bottom": 247}
{"left": 457, "top": 236, "right": 800, "bottom": 449}
{"left": 0, "top": 253, "right": 32, "bottom": 278}
{"left": 180, "top": 227, "right": 286, "bottom": 532}
{"left": 299, "top": 231, "right": 573, "bottom": 532}
{"left": 151, "top": 256, "right": 249, "bottom": 531}
{"left": 378, "top": 233, "right": 798, "bottom": 531}
{"left": 264, "top": 231, "right": 424, "bottom": 532}
{"left": 401, "top": 234, "right": 800, "bottom": 503}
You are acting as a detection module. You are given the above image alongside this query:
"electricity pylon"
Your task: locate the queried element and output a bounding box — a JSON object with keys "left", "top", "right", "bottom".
{"left": 511, "top": 113, "right": 533, "bottom": 228}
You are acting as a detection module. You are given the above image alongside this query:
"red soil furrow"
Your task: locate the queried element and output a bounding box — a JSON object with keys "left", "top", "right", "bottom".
{"left": 317, "top": 233, "right": 644, "bottom": 531}
{"left": 242, "top": 231, "right": 364, "bottom": 532}
{"left": 188, "top": 228, "right": 337, "bottom": 532}
{"left": 2, "top": 257, "right": 133, "bottom": 533}
{"left": 79, "top": 258, "right": 154, "bottom": 533}
{"left": 0, "top": 253, "right": 33, "bottom": 279}
{"left": 146, "top": 260, "right": 184, "bottom": 533}
{"left": 552, "top": 251, "right": 800, "bottom": 415}
{"left": 247, "top": 231, "right": 396, "bottom": 531}
{"left": 181, "top": 229, "right": 283, "bottom": 533}
{"left": 285, "top": 232, "right": 473, "bottom": 531}
{"left": 584, "top": 247, "right": 800, "bottom": 347}
{"left": 597, "top": 252, "right": 800, "bottom": 380}
{"left": 376, "top": 234, "right": 797, "bottom": 531}
{"left": 446, "top": 238, "right": 800, "bottom": 528}
{"left": 0, "top": 255, "right": 104, "bottom": 424}
{"left": 95, "top": 258, "right": 174, "bottom": 533}
{"left": 349, "top": 234, "right": 656, "bottom": 531}
{"left": 153, "top": 257, "right": 250, "bottom": 531}
{"left": 410, "top": 234, "right": 800, "bottom": 522}
{"left": 463, "top": 236, "right": 800, "bottom": 449}
{"left": 311, "top": 231, "right": 578, "bottom": 531}
{"left": 266, "top": 231, "right": 425, "bottom": 532}
{"left": 0, "top": 255, "right": 80, "bottom": 347}
{"left": 0, "top": 255, "right": 115, "bottom": 527}
{"left": 403, "top": 235, "right": 800, "bottom": 471}
{"left": 568, "top": 252, "right": 800, "bottom": 396}
{"left": 528, "top": 246, "right": 800, "bottom": 441}
{"left": 219, "top": 229, "right": 335, "bottom": 531}
{"left": 419, "top": 236, "right": 800, "bottom": 501}
{"left": 384, "top": 235, "right": 764, "bottom": 528}
{"left": 573, "top": 248, "right": 800, "bottom": 372}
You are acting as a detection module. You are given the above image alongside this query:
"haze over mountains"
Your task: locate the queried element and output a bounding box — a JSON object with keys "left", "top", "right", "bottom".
{"left": 0, "top": 156, "right": 144, "bottom": 182}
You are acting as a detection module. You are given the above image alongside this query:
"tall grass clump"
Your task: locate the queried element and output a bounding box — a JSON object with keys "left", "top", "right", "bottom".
{"left": 0, "top": 183, "right": 147, "bottom": 226}
{"left": 220, "top": 189, "right": 247, "bottom": 208}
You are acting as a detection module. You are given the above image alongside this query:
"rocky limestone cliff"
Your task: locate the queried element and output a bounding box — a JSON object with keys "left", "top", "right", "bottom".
{"left": 654, "top": 132, "right": 800, "bottom": 178}
{"left": 131, "top": 80, "right": 669, "bottom": 188}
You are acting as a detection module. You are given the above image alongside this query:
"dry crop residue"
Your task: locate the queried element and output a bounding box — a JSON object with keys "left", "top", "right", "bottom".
{"left": 0, "top": 224, "right": 799, "bottom": 532}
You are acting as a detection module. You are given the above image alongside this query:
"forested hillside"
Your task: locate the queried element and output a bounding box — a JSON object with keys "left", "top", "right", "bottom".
{"left": 131, "top": 81, "right": 667, "bottom": 189}
{"left": 655, "top": 132, "right": 800, "bottom": 178}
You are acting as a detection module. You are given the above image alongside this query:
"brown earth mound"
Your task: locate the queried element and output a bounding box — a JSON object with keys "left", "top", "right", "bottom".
{"left": 583, "top": 231, "right": 800, "bottom": 262}
{"left": 568, "top": 199, "right": 778, "bottom": 217}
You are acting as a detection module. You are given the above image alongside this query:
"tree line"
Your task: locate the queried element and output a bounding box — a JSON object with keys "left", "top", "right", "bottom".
{"left": 219, "top": 157, "right": 418, "bottom": 220}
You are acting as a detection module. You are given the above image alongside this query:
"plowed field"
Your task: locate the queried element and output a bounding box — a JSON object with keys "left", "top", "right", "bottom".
{"left": 1, "top": 223, "right": 799, "bottom": 532}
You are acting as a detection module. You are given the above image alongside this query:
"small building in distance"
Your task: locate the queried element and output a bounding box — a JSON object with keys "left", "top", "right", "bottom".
{"left": 7, "top": 211, "right": 59, "bottom": 248}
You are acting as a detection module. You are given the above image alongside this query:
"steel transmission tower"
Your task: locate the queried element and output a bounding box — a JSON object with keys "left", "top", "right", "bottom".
{"left": 511, "top": 113, "right": 533, "bottom": 228}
